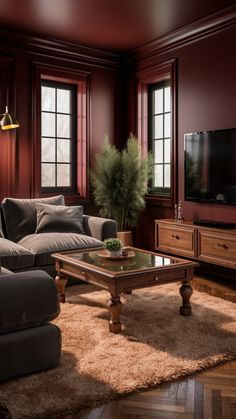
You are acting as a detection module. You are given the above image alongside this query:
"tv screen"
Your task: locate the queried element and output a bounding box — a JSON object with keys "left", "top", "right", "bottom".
{"left": 184, "top": 129, "right": 236, "bottom": 205}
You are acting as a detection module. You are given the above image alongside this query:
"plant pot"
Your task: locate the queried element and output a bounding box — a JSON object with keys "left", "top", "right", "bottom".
{"left": 117, "top": 231, "right": 133, "bottom": 247}
{"left": 106, "top": 250, "right": 122, "bottom": 257}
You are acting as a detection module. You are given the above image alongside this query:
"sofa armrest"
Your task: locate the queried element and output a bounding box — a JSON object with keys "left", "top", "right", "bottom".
{"left": 0, "top": 270, "right": 60, "bottom": 334}
{"left": 83, "top": 215, "right": 117, "bottom": 241}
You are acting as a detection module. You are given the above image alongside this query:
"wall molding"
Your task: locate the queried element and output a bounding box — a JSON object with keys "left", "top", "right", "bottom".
{"left": 0, "top": 55, "right": 17, "bottom": 200}
{"left": 0, "top": 26, "right": 122, "bottom": 70}
{"left": 128, "top": 4, "right": 236, "bottom": 64}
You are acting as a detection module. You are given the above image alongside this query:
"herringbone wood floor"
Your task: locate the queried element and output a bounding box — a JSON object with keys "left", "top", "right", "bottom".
{"left": 64, "top": 274, "right": 236, "bottom": 419}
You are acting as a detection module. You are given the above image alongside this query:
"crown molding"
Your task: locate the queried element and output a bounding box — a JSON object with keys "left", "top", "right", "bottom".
{"left": 0, "top": 26, "right": 122, "bottom": 70}
{"left": 128, "top": 4, "right": 236, "bottom": 64}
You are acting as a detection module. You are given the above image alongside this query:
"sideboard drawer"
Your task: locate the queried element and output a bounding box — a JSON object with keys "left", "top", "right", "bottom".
{"left": 198, "top": 231, "right": 236, "bottom": 269}
{"left": 156, "top": 224, "right": 196, "bottom": 258}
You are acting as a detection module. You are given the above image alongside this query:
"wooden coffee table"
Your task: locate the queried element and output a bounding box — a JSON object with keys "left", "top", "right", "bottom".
{"left": 52, "top": 247, "right": 199, "bottom": 333}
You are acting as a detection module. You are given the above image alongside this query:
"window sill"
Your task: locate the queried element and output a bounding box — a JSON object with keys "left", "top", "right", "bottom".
{"left": 145, "top": 194, "right": 173, "bottom": 208}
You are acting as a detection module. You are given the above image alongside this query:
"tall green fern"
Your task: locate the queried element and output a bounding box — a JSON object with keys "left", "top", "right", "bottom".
{"left": 91, "top": 134, "right": 153, "bottom": 231}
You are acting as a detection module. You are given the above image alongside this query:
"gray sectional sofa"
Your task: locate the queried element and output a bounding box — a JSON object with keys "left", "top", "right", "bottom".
{"left": 0, "top": 195, "right": 116, "bottom": 382}
{"left": 0, "top": 267, "right": 61, "bottom": 381}
{"left": 0, "top": 195, "right": 117, "bottom": 276}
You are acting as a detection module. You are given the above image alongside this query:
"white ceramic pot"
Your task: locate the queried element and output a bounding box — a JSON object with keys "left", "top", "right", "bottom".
{"left": 107, "top": 250, "right": 122, "bottom": 257}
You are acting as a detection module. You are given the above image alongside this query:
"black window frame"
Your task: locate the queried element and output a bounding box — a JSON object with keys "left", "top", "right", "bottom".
{"left": 148, "top": 80, "right": 171, "bottom": 197}
{"left": 40, "top": 80, "right": 77, "bottom": 194}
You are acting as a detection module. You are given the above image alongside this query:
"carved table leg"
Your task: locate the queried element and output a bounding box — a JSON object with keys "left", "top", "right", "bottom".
{"left": 179, "top": 280, "right": 193, "bottom": 316}
{"left": 55, "top": 273, "right": 68, "bottom": 303}
{"left": 108, "top": 295, "right": 122, "bottom": 333}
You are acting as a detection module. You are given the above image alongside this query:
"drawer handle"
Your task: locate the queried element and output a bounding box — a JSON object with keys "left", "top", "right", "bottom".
{"left": 217, "top": 243, "right": 228, "bottom": 249}
{"left": 172, "top": 234, "right": 180, "bottom": 240}
{"left": 79, "top": 271, "right": 86, "bottom": 276}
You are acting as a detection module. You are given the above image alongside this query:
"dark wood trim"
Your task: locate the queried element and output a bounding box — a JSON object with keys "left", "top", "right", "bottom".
{"left": 0, "top": 27, "right": 122, "bottom": 70}
{"left": 129, "top": 4, "right": 236, "bottom": 64}
{"left": 32, "top": 62, "right": 91, "bottom": 200}
{"left": 0, "top": 55, "right": 18, "bottom": 200}
{"left": 136, "top": 59, "right": 177, "bottom": 209}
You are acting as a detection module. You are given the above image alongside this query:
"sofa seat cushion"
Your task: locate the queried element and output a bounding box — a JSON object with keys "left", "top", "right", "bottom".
{"left": 0, "top": 238, "right": 35, "bottom": 270}
{"left": 18, "top": 233, "right": 103, "bottom": 266}
{"left": 0, "top": 267, "right": 13, "bottom": 275}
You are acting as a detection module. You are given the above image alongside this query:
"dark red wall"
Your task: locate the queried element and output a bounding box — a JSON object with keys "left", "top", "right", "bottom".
{"left": 0, "top": 31, "right": 123, "bottom": 203}
{"left": 1, "top": 16, "right": 236, "bottom": 249}
{"left": 127, "top": 20, "right": 236, "bottom": 248}
{"left": 177, "top": 28, "right": 236, "bottom": 223}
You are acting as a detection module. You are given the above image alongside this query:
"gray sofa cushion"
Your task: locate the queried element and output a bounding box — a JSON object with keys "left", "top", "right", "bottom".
{"left": 19, "top": 232, "right": 103, "bottom": 266}
{"left": 0, "top": 237, "right": 35, "bottom": 270}
{"left": 0, "top": 270, "right": 60, "bottom": 334}
{"left": 1, "top": 195, "right": 65, "bottom": 242}
{"left": 36, "top": 203, "right": 84, "bottom": 234}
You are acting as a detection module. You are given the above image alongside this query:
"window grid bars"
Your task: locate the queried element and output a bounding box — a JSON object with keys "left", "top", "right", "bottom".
{"left": 41, "top": 82, "right": 74, "bottom": 189}
{"left": 152, "top": 85, "right": 171, "bottom": 189}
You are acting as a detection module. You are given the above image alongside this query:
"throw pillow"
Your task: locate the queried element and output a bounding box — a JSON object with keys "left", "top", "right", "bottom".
{"left": 1, "top": 195, "right": 65, "bottom": 242}
{"left": 35, "top": 203, "right": 85, "bottom": 234}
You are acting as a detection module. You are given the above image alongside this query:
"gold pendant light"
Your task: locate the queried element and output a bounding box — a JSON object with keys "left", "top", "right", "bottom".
{"left": 0, "top": 106, "right": 19, "bottom": 130}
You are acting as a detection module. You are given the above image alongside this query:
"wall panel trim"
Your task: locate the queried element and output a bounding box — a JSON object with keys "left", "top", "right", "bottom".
{"left": 0, "top": 27, "right": 122, "bottom": 70}
{"left": 129, "top": 4, "right": 236, "bottom": 64}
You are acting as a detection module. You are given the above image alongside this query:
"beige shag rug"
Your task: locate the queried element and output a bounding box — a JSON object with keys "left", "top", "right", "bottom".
{"left": 1, "top": 283, "right": 236, "bottom": 418}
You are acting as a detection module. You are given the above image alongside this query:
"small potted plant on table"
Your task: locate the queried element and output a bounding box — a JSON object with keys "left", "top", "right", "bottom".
{"left": 103, "top": 238, "right": 123, "bottom": 257}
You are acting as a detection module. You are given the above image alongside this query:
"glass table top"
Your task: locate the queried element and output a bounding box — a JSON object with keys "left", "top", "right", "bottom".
{"left": 63, "top": 248, "right": 180, "bottom": 273}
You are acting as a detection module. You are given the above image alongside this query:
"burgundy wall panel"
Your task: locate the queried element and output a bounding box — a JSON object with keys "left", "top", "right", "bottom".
{"left": 177, "top": 28, "right": 236, "bottom": 223}
{"left": 128, "top": 22, "right": 236, "bottom": 248}
{"left": 0, "top": 34, "right": 122, "bottom": 203}
{"left": 0, "top": 15, "right": 236, "bottom": 249}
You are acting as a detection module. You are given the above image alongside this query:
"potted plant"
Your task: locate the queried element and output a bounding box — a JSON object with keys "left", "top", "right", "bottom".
{"left": 91, "top": 134, "right": 153, "bottom": 245}
{"left": 103, "top": 238, "right": 123, "bottom": 257}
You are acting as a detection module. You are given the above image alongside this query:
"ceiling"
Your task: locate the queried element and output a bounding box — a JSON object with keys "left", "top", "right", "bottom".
{"left": 0, "top": 0, "right": 235, "bottom": 51}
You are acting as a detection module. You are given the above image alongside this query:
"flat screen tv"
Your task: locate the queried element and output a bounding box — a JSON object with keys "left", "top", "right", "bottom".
{"left": 184, "top": 128, "right": 236, "bottom": 205}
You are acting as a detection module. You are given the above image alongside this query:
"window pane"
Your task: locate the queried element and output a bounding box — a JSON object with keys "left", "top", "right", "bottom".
{"left": 42, "top": 86, "right": 55, "bottom": 112}
{"left": 41, "top": 138, "right": 55, "bottom": 162}
{"left": 149, "top": 81, "right": 171, "bottom": 197}
{"left": 154, "top": 115, "right": 163, "bottom": 139}
{"left": 41, "top": 80, "right": 77, "bottom": 192}
{"left": 57, "top": 164, "right": 71, "bottom": 187}
{"left": 57, "top": 89, "right": 70, "bottom": 114}
{"left": 164, "top": 86, "right": 170, "bottom": 112}
{"left": 164, "top": 139, "right": 171, "bottom": 163}
{"left": 164, "top": 113, "right": 171, "bottom": 138}
{"left": 57, "top": 139, "right": 70, "bottom": 163}
{"left": 57, "top": 114, "right": 70, "bottom": 138}
{"left": 154, "top": 89, "right": 163, "bottom": 114}
{"left": 42, "top": 113, "right": 55, "bottom": 137}
{"left": 154, "top": 165, "right": 163, "bottom": 187}
{"left": 154, "top": 140, "right": 163, "bottom": 163}
{"left": 41, "top": 163, "right": 55, "bottom": 187}
{"left": 164, "top": 164, "right": 171, "bottom": 187}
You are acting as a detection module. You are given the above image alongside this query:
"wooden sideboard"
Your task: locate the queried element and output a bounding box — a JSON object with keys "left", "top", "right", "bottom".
{"left": 155, "top": 219, "right": 236, "bottom": 270}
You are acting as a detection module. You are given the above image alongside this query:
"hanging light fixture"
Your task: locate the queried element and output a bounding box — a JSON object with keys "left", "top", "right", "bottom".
{"left": 0, "top": 106, "right": 19, "bottom": 130}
